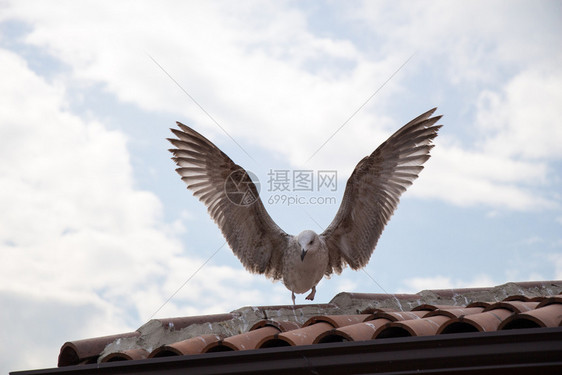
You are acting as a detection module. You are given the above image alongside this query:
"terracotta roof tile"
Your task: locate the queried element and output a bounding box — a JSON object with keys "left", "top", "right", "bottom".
{"left": 204, "top": 326, "right": 280, "bottom": 352}
{"left": 484, "top": 300, "right": 540, "bottom": 313}
{"left": 302, "top": 314, "right": 371, "bottom": 327}
{"left": 259, "top": 321, "right": 333, "bottom": 347}
{"left": 374, "top": 315, "right": 451, "bottom": 338}
{"left": 438, "top": 308, "right": 514, "bottom": 333}
{"left": 49, "top": 279, "right": 562, "bottom": 371}
{"left": 315, "top": 318, "right": 392, "bottom": 343}
{"left": 499, "top": 301, "right": 562, "bottom": 329}
{"left": 149, "top": 334, "right": 222, "bottom": 357}
{"left": 101, "top": 349, "right": 149, "bottom": 362}
{"left": 537, "top": 294, "right": 562, "bottom": 307}
{"left": 412, "top": 304, "right": 464, "bottom": 311}
{"left": 254, "top": 315, "right": 372, "bottom": 348}
{"left": 58, "top": 331, "right": 139, "bottom": 366}
{"left": 502, "top": 294, "right": 546, "bottom": 302}
{"left": 425, "top": 306, "right": 485, "bottom": 319}
{"left": 466, "top": 301, "right": 492, "bottom": 308}
{"left": 249, "top": 319, "right": 300, "bottom": 332}
{"left": 370, "top": 310, "right": 428, "bottom": 320}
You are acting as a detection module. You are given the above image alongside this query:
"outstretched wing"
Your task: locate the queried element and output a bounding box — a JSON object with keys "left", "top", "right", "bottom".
{"left": 321, "top": 108, "right": 442, "bottom": 275}
{"left": 168, "top": 123, "right": 289, "bottom": 280}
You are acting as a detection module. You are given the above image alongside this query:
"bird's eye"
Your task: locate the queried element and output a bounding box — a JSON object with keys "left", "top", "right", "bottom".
{"left": 308, "top": 240, "right": 313, "bottom": 245}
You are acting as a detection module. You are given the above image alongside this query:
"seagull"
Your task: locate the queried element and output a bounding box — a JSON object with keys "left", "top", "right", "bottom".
{"left": 168, "top": 108, "right": 442, "bottom": 304}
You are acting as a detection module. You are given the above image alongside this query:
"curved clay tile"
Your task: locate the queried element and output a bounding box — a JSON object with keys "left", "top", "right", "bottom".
{"left": 303, "top": 314, "right": 371, "bottom": 327}
{"left": 425, "top": 307, "right": 485, "bottom": 319}
{"left": 499, "top": 303, "right": 562, "bottom": 330}
{"left": 503, "top": 295, "right": 532, "bottom": 302}
{"left": 249, "top": 319, "right": 300, "bottom": 332}
{"left": 315, "top": 318, "right": 392, "bottom": 343}
{"left": 412, "top": 304, "right": 462, "bottom": 311}
{"left": 101, "top": 349, "right": 149, "bottom": 362}
{"left": 437, "top": 308, "right": 513, "bottom": 334}
{"left": 203, "top": 319, "right": 303, "bottom": 352}
{"left": 359, "top": 307, "right": 396, "bottom": 314}
{"left": 149, "top": 334, "right": 222, "bottom": 357}
{"left": 484, "top": 301, "right": 539, "bottom": 313}
{"left": 374, "top": 315, "right": 450, "bottom": 338}
{"left": 466, "top": 301, "right": 491, "bottom": 308}
{"left": 205, "top": 326, "right": 280, "bottom": 352}
{"left": 537, "top": 295, "right": 562, "bottom": 308}
{"left": 58, "top": 331, "right": 140, "bottom": 366}
{"left": 258, "top": 322, "right": 333, "bottom": 348}
{"left": 371, "top": 310, "right": 428, "bottom": 321}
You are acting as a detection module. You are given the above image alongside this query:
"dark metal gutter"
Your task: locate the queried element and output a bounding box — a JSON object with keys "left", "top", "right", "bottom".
{"left": 11, "top": 327, "right": 562, "bottom": 375}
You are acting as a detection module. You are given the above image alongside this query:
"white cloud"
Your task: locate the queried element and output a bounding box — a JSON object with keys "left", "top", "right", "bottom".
{"left": 336, "top": 278, "right": 358, "bottom": 294}
{"left": 550, "top": 253, "right": 562, "bottom": 280}
{"left": 409, "top": 68, "right": 562, "bottom": 211}
{"left": 343, "top": 1, "right": 562, "bottom": 211}
{"left": 399, "top": 274, "right": 497, "bottom": 294}
{"left": 3, "top": 0, "right": 559, "bottom": 214}
{"left": 352, "top": 1, "right": 561, "bottom": 83}
{"left": 0, "top": 47, "right": 279, "bottom": 373}
{"left": 476, "top": 69, "right": 562, "bottom": 160}
{"left": 410, "top": 138, "right": 553, "bottom": 210}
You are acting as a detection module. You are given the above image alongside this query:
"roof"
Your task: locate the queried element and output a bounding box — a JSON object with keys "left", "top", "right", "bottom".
{"left": 11, "top": 280, "right": 562, "bottom": 374}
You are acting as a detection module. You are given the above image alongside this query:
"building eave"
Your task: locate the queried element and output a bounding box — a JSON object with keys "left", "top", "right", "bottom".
{"left": 11, "top": 327, "right": 562, "bottom": 375}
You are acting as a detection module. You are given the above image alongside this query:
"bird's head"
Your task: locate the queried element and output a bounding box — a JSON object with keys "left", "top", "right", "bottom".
{"left": 297, "top": 230, "right": 320, "bottom": 261}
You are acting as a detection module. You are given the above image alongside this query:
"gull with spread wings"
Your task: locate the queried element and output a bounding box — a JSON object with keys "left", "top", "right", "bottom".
{"left": 168, "top": 108, "right": 442, "bottom": 304}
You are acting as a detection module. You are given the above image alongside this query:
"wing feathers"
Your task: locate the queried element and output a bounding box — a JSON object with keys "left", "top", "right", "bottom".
{"left": 321, "top": 109, "right": 442, "bottom": 274}
{"left": 168, "top": 123, "right": 289, "bottom": 280}
{"left": 169, "top": 109, "right": 441, "bottom": 283}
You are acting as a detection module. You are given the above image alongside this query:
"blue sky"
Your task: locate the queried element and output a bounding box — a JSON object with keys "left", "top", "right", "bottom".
{"left": 1, "top": 0, "right": 561, "bottom": 372}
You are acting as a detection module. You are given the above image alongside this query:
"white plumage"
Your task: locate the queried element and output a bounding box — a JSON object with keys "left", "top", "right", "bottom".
{"left": 168, "top": 108, "right": 442, "bottom": 304}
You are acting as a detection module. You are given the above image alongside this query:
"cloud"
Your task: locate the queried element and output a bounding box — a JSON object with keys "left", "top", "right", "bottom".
{"left": 335, "top": 278, "right": 359, "bottom": 294}
{"left": 352, "top": 1, "right": 562, "bottom": 83}
{"left": 476, "top": 69, "right": 562, "bottom": 160}
{"left": 410, "top": 138, "right": 553, "bottom": 210}
{"left": 399, "top": 274, "right": 497, "bottom": 294}
{"left": 549, "top": 253, "right": 562, "bottom": 279}
{"left": 0, "top": 47, "right": 281, "bottom": 373}
{"left": 341, "top": 1, "right": 562, "bottom": 211}
{"left": 0, "top": 290, "right": 123, "bottom": 372}
{"left": 410, "top": 67, "right": 562, "bottom": 211}
{"left": 4, "top": 0, "right": 560, "bottom": 215}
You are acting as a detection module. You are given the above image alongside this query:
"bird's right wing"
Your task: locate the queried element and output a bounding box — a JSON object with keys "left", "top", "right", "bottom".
{"left": 320, "top": 108, "right": 442, "bottom": 275}
{"left": 168, "top": 123, "right": 290, "bottom": 280}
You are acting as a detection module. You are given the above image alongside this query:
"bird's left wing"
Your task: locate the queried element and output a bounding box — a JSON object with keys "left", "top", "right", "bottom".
{"left": 168, "top": 123, "right": 289, "bottom": 280}
{"left": 320, "top": 108, "right": 442, "bottom": 275}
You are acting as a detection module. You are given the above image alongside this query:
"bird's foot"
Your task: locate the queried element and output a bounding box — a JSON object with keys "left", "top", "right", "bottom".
{"left": 305, "top": 286, "right": 316, "bottom": 301}
{"left": 292, "top": 291, "right": 296, "bottom": 306}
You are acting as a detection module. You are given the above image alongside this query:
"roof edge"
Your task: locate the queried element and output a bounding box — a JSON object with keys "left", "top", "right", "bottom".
{"left": 16, "top": 327, "right": 562, "bottom": 375}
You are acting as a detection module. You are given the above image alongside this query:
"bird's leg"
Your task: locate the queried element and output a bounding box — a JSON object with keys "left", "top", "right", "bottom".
{"left": 305, "top": 286, "right": 316, "bottom": 301}
{"left": 292, "top": 291, "right": 296, "bottom": 305}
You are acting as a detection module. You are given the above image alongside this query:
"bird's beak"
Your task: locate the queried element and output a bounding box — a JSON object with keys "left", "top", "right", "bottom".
{"left": 301, "top": 249, "right": 307, "bottom": 261}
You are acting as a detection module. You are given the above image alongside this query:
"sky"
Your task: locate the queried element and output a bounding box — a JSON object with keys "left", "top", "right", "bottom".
{"left": 1, "top": 0, "right": 561, "bottom": 372}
